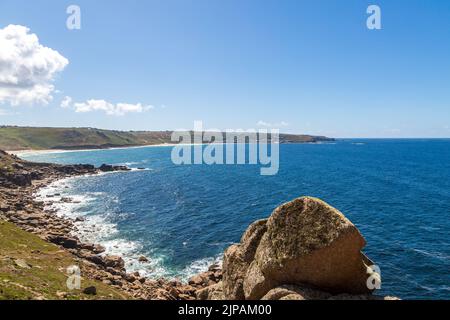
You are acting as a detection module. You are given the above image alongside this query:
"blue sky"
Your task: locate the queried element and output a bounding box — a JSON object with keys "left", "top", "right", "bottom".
{"left": 0, "top": 0, "right": 449, "bottom": 138}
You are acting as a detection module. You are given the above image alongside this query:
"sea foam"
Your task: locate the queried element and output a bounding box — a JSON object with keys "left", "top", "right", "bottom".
{"left": 35, "top": 173, "right": 215, "bottom": 281}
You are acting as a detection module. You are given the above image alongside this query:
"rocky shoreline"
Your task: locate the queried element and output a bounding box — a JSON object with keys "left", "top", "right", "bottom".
{"left": 0, "top": 150, "right": 216, "bottom": 300}
{"left": 0, "top": 149, "right": 398, "bottom": 300}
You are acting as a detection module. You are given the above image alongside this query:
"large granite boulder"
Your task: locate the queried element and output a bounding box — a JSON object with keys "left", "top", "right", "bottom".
{"left": 243, "top": 197, "right": 374, "bottom": 299}
{"left": 222, "top": 219, "right": 267, "bottom": 299}
{"left": 207, "top": 196, "right": 382, "bottom": 300}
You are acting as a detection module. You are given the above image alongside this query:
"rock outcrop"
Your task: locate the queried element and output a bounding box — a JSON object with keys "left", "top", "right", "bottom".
{"left": 199, "top": 197, "right": 394, "bottom": 300}
{"left": 222, "top": 219, "right": 267, "bottom": 299}
{"left": 99, "top": 164, "right": 131, "bottom": 172}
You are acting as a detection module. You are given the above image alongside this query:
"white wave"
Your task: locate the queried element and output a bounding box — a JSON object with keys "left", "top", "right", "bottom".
{"left": 35, "top": 176, "right": 172, "bottom": 279}
{"left": 418, "top": 225, "right": 441, "bottom": 232}
{"left": 412, "top": 248, "right": 450, "bottom": 261}
{"left": 179, "top": 255, "right": 223, "bottom": 281}
{"left": 115, "top": 161, "right": 140, "bottom": 166}
{"left": 36, "top": 175, "right": 221, "bottom": 282}
{"left": 129, "top": 167, "right": 153, "bottom": 172}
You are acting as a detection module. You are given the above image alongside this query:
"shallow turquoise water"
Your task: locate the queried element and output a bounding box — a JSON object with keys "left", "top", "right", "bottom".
{"left": 24, "top": 139, "right": 450, "bottom": 299}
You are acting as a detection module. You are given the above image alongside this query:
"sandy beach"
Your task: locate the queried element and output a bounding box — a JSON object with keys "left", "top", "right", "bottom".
{"left": 6, "top": 143, "right": 179, "bottom": 157}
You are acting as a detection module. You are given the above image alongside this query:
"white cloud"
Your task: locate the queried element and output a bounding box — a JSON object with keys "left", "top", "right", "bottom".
{"left": 257, "top": 120, "right": 289, "bottom": 128}
{"left": 60, "top": 96, "right": 72, "bottom": 108}
{"left": 0, "top": 25, "right": 69, "bottom": 106}
{"left": 62, "top": 97, "right": 153, "bottom": 116}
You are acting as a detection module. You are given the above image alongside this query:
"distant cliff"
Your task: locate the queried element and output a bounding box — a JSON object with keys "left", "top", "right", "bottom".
{"left": 0, "top": 126, "right": 334, "bottom": 151}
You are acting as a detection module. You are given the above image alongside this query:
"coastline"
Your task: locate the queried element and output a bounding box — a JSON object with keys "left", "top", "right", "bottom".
{"left": 6, "top": 140, "right": 337, "bottom": 158}
{"left": 0, "top": 149, "right": 399, "bottom": 300}
{"left": 6, "top": 142, "right": 222, "bottom": 157}
{"left": 0, "top": 151, "right": 215, "bottom": 299}
{"left": 6, "top": 143, "right": 179, "bottom": 157}
{"left": 35, "top": 172, "right": 220, "bottom": 281}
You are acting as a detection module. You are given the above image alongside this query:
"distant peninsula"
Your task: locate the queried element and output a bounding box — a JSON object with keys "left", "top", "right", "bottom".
{"left": 0, "top": 126, "right": 334, "bottom": 151}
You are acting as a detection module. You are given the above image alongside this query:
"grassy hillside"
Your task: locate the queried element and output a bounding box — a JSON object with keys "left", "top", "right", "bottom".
{"left": 0, "top": 126, "right": 151, "bottom": 150}
{"left": 0, "top": 220, "right": 129, "bottom": 300}
{"left": 0, "top": 126, "right": 333, "bottom": 151}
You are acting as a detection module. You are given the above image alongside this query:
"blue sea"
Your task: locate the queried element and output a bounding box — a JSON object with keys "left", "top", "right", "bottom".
{"left": 22, "top": 139, "right": 450, "bottom": 300}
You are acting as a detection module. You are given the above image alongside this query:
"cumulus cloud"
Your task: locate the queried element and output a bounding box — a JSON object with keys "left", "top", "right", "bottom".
{"left": 60, "top": 96, "right": 72, "bottom": 108}
{"left": 0, "top": 25, "right": 69, "bottom": 106}
{"left": 257, "top": 120, "right": 289, "bottom": 128}
{"left": 61, "top": 97, "right": 153, "bottom": 116}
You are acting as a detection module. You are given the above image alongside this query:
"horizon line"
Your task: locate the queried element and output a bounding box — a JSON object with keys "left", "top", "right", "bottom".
{"left": 1, "top": 125, "right": 449, "bottom": 139}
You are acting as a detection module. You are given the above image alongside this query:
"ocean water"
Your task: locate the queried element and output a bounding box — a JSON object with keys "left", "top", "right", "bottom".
{"left": 23, "top": 139, "right": 450, "bottom": 300}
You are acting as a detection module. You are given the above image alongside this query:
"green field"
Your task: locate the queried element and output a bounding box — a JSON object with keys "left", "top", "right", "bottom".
{"left": 0, "top": 126, "right": 172, "bottom": 150}
{"left": 0, "top": 220, "right": 129, "bottom": 300}
{"left": 0, "top": 126, "right": 333, "bottom": 151}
